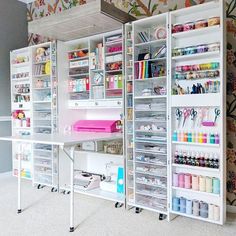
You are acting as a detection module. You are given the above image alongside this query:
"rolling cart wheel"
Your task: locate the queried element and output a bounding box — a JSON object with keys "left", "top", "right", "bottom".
{"left": 61, "top": 190, "right": 66, "bottom": 194}
{"left": 17, "top": 209, "right": 22, "bottom": 214}
{"left": 159, "top": 214, "right": 166, "bottom": 221}
{"left": 115, "top": 202, "right": 123, "bottom": 208}
{"left": 69, "top": 227, "right": 74, "bottom": 232}
{"left": 51, "top": 187, "right": 58, "bottom": 193}
{"left": 37, "top": 184, "right": 45, "bottom": 189}
{"left": 67, "top": 191, "right": 71, "bottom": 195}
{"left": 135, "top": 207, "right": 142, "bottom": 214}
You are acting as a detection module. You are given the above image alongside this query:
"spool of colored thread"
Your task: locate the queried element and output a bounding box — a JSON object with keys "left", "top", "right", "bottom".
{"left": 184, "top": 174, "right": 192, "bottom": 189}
{"left": 199, "top": 201, "right": 208, "bottom": 218}
{"left": 173, "top": 173, "right": 179, "bottom": 187}
{"left": 178, "top": 173, "right": 185, "bottom": 188}
{"left": 173, "top": 197, "right": 180, "bottom": 212}
{"left": 180, "top": 197, "right": 186, "bottom": 213}
{"left": 213, "top": 205, "right": 220, "bottom": 221}
{"left": 192, "top": 175, "right": 199, "bottom": 191}
{"left": 199, "top": 176, "right": 206, "bottom": 192}
{"left": 193, "top": 200, "right": 199, "bottom": 216}
{"left": 212, "top": 178, "right": 220, "bottom": 194}
{"left": 208, "top": 204, "right": 214, "bottom": 220}
{"left": 205, "top": 177, "right": 213, "bottom": 193}
{"left": 186, "top": 199, "right": 192, "bottom": 215}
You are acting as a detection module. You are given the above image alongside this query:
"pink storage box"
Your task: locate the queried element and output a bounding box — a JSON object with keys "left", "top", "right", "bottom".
{"left": 73, "top": 120, "right": 120, "bottom": 133}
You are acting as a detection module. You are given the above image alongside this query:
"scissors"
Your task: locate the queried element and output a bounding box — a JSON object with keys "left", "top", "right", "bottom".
{"left": 182, "top": 108, "right": 191, "bottom": 127}
{"left": 176, "top": 108, "right": 183, "bottom": 128}
{"left": 214, "top": 108, "right": 220, "bottom": 123}
{"left": 190, "top": 108, "right": 197, "bottom": 120}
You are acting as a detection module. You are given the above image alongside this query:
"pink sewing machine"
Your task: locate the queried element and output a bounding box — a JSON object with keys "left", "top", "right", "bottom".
{"left": 73, "top": 120, "right": 121, "bottom": 133}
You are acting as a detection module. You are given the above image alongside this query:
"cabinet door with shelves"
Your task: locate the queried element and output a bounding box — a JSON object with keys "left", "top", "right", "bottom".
{"left": 132, "top": 13, "right": 170, "bottom": 217}
{"left": 169, "top": 1, "right": 226, "bottom": 225}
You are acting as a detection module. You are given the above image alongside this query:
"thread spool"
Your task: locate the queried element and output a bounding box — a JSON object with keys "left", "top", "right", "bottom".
{"left": 212, "top": 178, "right": 220, "bottom": 194}
{"left": 199, "top": 176, "right": 206, "bottom": 192}
{"left": 199, "top": 201, "right": 208, "bottom": 218}
{"left": 184, "top": 174, "right": 192, "bottom": 189}
{"left": 180, "top": 197, "right": 186, "bottom": 213}
{"left": 192, "top": 175, "right": 199, "bottom": 191}
{"left": 213, "top": 205, "right": 220, "bottom": 221}
{"left": 205, "top": 177, "right": 213, "bottom": 193}
{"left": 186, "top": 199, "right": 192, "bottom": 215}
{"left": 193, "top": 200, "right": 199, "bottom": 216}
{"left": 178, "top": 173, "right": 185, "bottom": 188}
{"left": 173, "top": 173, "right": 179, "bottom": 187}
{"left": 208, "top": 204, "right": 214, "bottom": 220}
{"left": 173, "top": 197, "right": 180, "bottom": 212}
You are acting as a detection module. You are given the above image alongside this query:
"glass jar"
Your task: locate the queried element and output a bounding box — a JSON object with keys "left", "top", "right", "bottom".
{"left": 183, "top": 22, "right": 195, "bottom": 31}
{"left": 208, "top": 16, "right": 220, "bottom": 26}
{"left": 195, "top": 19, "right": 208, "bottom": 29}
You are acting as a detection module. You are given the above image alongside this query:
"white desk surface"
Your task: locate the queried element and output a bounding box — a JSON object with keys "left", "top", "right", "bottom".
{"left": 0, "top": 132, "right": 123, "bottom": 146}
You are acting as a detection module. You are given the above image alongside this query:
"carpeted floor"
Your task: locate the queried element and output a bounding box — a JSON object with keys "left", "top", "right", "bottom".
{"left": 0, "top": 174, "right": 236, "bottom": 236}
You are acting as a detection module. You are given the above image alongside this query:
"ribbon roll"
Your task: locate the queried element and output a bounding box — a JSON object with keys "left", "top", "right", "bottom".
{"left": 155, "top": 27, "right": 166, "bottom": 40}
{"left": 192, "top": 175, "right": 199, "bottom": 191}
{"left": 180, "top": 197, "right": 186, "bottom": 213}
{"left": 178, "top": 173, "right": 185, "bottom": 188}
{"left": 173, "top": 172, "right": 179, "bottom": 187}
{"left": 199, "top": 201, "right": 208, "bottom": 218}
{"left": 184, "top": 174, "right": 192, "bottom": 189}
{"left": 199, "top": 176, "right": 206, "bottom": 192}
{"left": 208, "top": 204, "right": 214, "bottom": 220}
{"left": 205, "top": 177, "right": 213, "bottom": 193}
{"left": 213, "top": 205, "right": 220, "bottom": 221}
{"left": 186, "top": 199, "right": 192, "bottom": 215}
{"left": 212, "top": 178, "right": 220, "bottom": 194}
{"left": 193, "top": 200, "right": 199, "bottom": 216}
{"left": 173, "top": 197, "right": 180, "bottom": 212}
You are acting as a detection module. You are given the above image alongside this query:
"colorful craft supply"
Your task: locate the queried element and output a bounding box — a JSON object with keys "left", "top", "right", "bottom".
{"left": 180, "top": 197, "right": 186, "bottom": 213}
{"left": 200, "top": 201, "right": 208, "bottom": 218}
{"left": 193, "top": 200, "right": 200, "bottom": 216}
{"left": 186, "top": 199, "right": 193, "bottom": 215}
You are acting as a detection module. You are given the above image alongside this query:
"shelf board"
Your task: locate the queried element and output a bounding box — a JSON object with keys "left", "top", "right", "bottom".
{"left": 13, "top": 127, "right": 31, "bottom": 130}
{"left": 34, "top": 171, "right": 52, "bottom": 176}
{"left": 135, "top": 149, "right": 167, "bottom": 155}
{"left": 170, "top": 210, "right": 220, "bottom": 224}
{"left": 136, "top": 170, "right": 167, "bottom": 178}
{"left": 172, "top": 25, "right": 220, "bottom": 39}
{"left": 91, "top": 69, "right": 104, "bottom": 73}
{"left": 33, "top": 101, "right": 51, "bottom": 103}
{"left": 135, "top": 76, "right": 166, "bottom": 81}
{"left": 172, "top": 141, "right": 220, "bottom": 147}
{"left": 69, "top": 56, "right": 89, "bottom": 62}
{"left": 11, "top": 77, "right": 30, "bottom": 82}
{"left": 134, "top": 95, "right": 167, "bottom": 99}
{"left": 135, "top": 160, "right": 167, "bottom": 167}
{"left": 33, "top": 149, "right": 52, "bottom": 153}
{"left": 172, "top": 51, "right": 220, "bottom": 61}
{"left": 105, "top": 69, "right": 122, "bottom": 73}
{"left": 33, "top": 74, "right": 51, "bottom": 78}
{"left": 106, "top": 88, "right": 122, "bottom": 91}
{"left": 135, "top": 130, "right": 166, "bottom": 134}
{"left": 136, "top": 181, "right": 167, "bottom": 189}
{"left": 134, "top": 57, "right": 166, "bottom": 63}
{"left": 33, "top": 60, "right": 50, "bottom": 65}
{"left": 12, "top": 62, "right": 29, "bottom": 68}
{"left": 105, "top": 51, "right": 122, "bottom": 56}
{"left": 135, "top": 39, "right": 166, "bottom": 47}
{"left": 136, "top": 191, "right": 167, "bottom": 200}
{"left": 75, "top": 150, "right": 123, "bottom": 159}
{"left": 67, "top": 48, "right": 88, "bottom": 53}
{"left": 33, "top": 87, "right": 51, "bottom": 90}
{"left": 69, "top": 73, "right": 89, "bottom": 77}
{"left": 172, "top": 164, "right": 219, "bottom": 173}
{"left": 172, "top": 186, "right": 220, "bottom": 198}
{"left": 105, "top": 40, "right": 122, "bottom": 46}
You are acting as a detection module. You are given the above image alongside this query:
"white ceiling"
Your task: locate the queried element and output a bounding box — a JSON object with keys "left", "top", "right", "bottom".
{"left": 17, "top": 0, "right": 35, "bottom": 4}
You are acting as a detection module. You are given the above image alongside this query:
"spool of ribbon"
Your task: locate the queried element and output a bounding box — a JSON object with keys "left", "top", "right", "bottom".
{"left": 173, "top": 172, "right": 179, "bottom": 187}
{"left": 205, "top": 177, "right": 213, "bottom": 193}
{"left": 186, "top": 199, "right": 192, "bottom": 215}
{"left": 193, "top": 200, "right": 199, "bottom": 216}
{"left": 184, "top": 174, "right": 192, "bottom": 189}
{"left": 212, "top": 178, "right": 220, "bottom": 194}
{"left": 180, "top": 197, "right": 186, "bottom": 213}
{"left": 199, "top": 176, "right": 206, "bottom": 192}
{"left": 199, "top": 201, "right": 208, "bottom": 218}
{"left": 192, "top": 175, "right": 199, "bottom": 191}
{"left": 208, "top": 204, "right": 214, "bottom": 220}
{"left": 155, "top": 27, "right": 166, "bottom": 39}
{"left": 213, "top": 205, "right": 220, "bottom": 221}
{"left": 173, "top": 197, "right": 180, "bottom": 212}
{"left": 178, "top": 173, "right": 185, "bottom": 188}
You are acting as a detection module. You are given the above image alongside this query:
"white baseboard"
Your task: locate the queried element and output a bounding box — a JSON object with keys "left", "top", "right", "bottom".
{"left": 227, "top": 205, "right": 236, "bottom": 213}
{"left": 0, "top": 171, "right": 12, "bottom": 178}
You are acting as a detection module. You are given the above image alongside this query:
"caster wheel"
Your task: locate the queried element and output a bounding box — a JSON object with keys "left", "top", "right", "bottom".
{"left": 17, "top": 209, "right": 22, "bottom": 214}
{"left": 159, "top": 214, "right": 166, "bottom": 221}
{"left": 115, "top": 202, "right": 123, "bottom": 208}
{"left": 37, "top": 184, "right": 45, "bottom": 189}
{"left": 67, "top": 191, "right": 71, "bottom": 195}
{"left": 51, "top": 187, "right": 57, "bottom": 193}
{"left": 69, "top": 227, "right": 74, "bottom": 232}
{"left": 61, "top": 190, "right": 66, "bottom": 194}
{"left": 135, "top": 207, "right": 142, "bottom": 214}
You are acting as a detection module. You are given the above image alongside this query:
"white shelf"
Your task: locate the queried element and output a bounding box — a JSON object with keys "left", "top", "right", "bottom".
{"left": 12, "top": 62, "right": 29, "bottom": 68}
{"left": 134, "top": 39, "right": 166, "bottom": 47}
{"left": 172, "top": 25, "right": 220, "bottom": 39}
{"left": 134, "top": 95, "right": 167, "bottom": 99}
{"left": 69, "top": 56, "right": 89, "bottom": 62}
{"left": 11, "top": 77, "right": 30, "bottom": 82}
{"left": 33, "top": 74, "right": 51, "bottom": 78}
{"left": 172, "top": 141, "right": 220, "bottom": 148}
{"left": 136, "top": 181, "right": 167, "bottom": 189}
{"left": 135, "top": 170, "right": 167, "bottom": 178}
{"left": 136, "top": 191, "right": 167, "bottom": 200}
{"left": 134, "top": 57, "right": 166, "bottom": 63}
{"left": 135, "top": 76, "right": 166, "bottom": 81}
{"left": 172, "top": 51, "right": 220, "bottom": 61}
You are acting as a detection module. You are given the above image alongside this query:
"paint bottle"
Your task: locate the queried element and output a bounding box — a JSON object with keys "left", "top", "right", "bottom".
{"left": 198, "top": 132, "right": 203, "bottom": 143}
{"left": 177, "top": 131, "right": 181, "bottom": 141}
{"left": 188, "top": 131, "right": 192, "bottom": 142}
{"left": 192, "top": 132, "right": 195, "bottom": 143}
{"left": 210, "top": 133, "right": 215, "bottom": 144}
{"left": 173, "top": 130, "right": 177, "bottom": 141}
{"left": 215, "top": 133, "right": 220, "bottom": 144}
{"left": 203, "top": 133, "right": 207, "bottom": 143}
{"left": 184, "top": 132, "right": 188, "bottom": 142}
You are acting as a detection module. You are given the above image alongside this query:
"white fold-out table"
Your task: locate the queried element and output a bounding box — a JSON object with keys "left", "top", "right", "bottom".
{"left": 0, "top": 132, "right": 122, "bottom": 232}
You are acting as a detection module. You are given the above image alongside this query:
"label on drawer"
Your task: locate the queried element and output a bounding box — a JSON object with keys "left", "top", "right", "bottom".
{"left": 70, "top": 59, "right": 89, "bottom": 68}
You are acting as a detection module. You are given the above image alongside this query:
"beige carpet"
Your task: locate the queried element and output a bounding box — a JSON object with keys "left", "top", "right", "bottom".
{"left": 0, "top": 174, "right": 236, "bottom": 236}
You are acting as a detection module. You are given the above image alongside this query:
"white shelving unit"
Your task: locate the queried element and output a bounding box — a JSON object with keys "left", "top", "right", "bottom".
{"left": 169, "top": 1, "right": 226, "bottom": 225}
{"left": 132, "top": 13, "right": 170, "bottom": 218}
{"left": 10, "top": 47, "right": 33, "bottom": 180}
{"left": 66, "top": 29, "right": 123, "bottom": 109}
{"left": 124, "top": 23, "right": 134, "bottom": 206}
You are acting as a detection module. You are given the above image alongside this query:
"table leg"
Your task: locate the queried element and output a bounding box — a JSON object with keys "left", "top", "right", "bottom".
{"left": 17, "top": 144, "right": 22, "bottom": 214}
{"left": 69, "top": 146, "right": 75, "bottom": 233}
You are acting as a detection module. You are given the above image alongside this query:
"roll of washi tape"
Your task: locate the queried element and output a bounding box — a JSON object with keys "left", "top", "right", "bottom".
{"left": 173, "top": 172, "right": 179, "bottom": 187}
{"left": 184, "top": 174, "right": 192, "bottom": 189}
{"left": 178, "top": 173, "right": 185, "bottom": 188}
{"left": 155, "top": 27, "right": 166, "bottom": 39}
{"left": 172, "top": 197, "right": 180, "bottom": 212}
{"left": 212, "top": 178, "right": 220, "bottom": 194}
{"left": 180, "top": 197, "right": 186, "bottom": 213}
{"left": 213, "top": 205, "right": 220, "bottom": 221}
{"left": 192, "top": 175, "right": 199, "bottom": 191}
{"left": 199, "top": 176, "right": 206, "bottom": 192}
{"left": 208, "top": 204, "right": 214, "bottom": 220}
{"left": 186, "top": 199, "right": 192, "bottom": 215}
{"left": 193, "top": 200, "right": 200, "bottom": 216}
{"left": 205, "top": 177, "right": 213, "bottom": 193}
{"left": 199, "top": 201, "right": 208, "bottom": 218}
